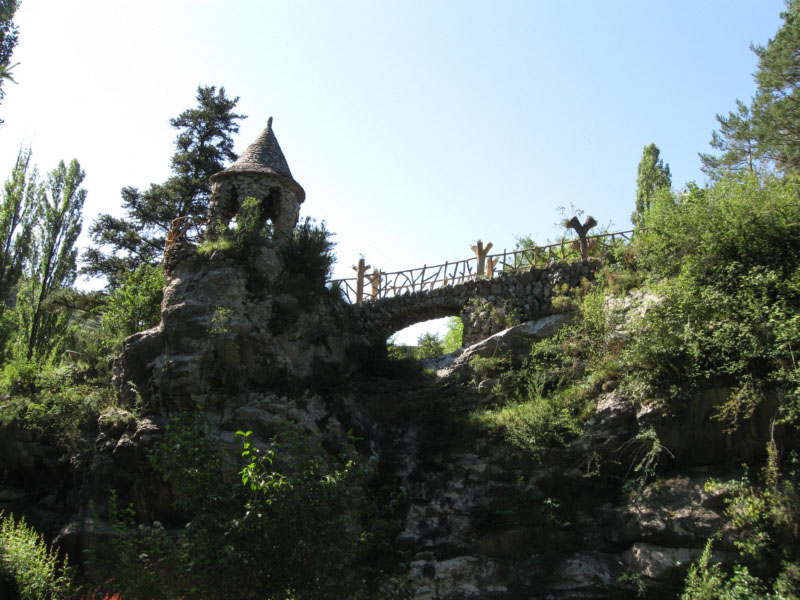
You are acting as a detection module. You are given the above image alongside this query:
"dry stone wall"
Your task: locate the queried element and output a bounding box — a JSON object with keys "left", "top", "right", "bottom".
{"left": 351, "top": 259, "right": 599, "bottom": 344}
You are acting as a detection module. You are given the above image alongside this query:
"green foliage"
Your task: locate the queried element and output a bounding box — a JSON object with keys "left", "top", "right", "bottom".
{"left": 0, "top": 511, "right": 75, "bottom": 600}
{"left": 619, "top": 426, "right": 673, "bottom": 495}
{"left": 751, "top": 0, "right": 800, "bottom": 175}
{"left": 720, "top": 448, "right": 800, "bottom": 562}
{"left": 0, "top": 361, "right": 106, "bottom": 454}
{"left": 701, "top": 1, "right": 800, "bottom": 177}
{"left": 474, "top": 392, "right": 580, "bottom": 460}
{"left": 415, "top": 331, "right": 444, "bottom": 359}
{"left": 94, "top": 491, "right": 174, "bottom": 600}
{"left": 96, "top": 413, "right": 401, "bottom": 600}
{"left": 0, "top": 148, "right": 35, "bottom": 318}
{"left": 201, "top": 196, "right": 271, "bottom": 285}
{"left": 699, "top": 99, "right": 765, "bottom": 179}
{"left": 681, "top": 539, "right": 772, "bottom": 600}
{"left": 84, "top": 85, "right": 245, "bottom": 287}
{"left": 386, "top": 338, "right": 416, "bottom": 361}
{"left": 0, "top": 0, "right": 19, "bottom": 118}
{"left": 468, "top": 282, "right": 622, "bottom": 461}
{"left": 442, "top": 316, "right": 463, "bottom": 353}
{"left": 98, "top": 263, "right": 164, "bottom": 349}
{"left": 682, "top": 447, "right": 800, "bottom": 598}
{"left": 468, "top": 354, "right": 510, "bottom": 383}
{"left": 625, "top": 174, "right": 800, "bottom": 425}
{"left": 7, "top": 159, "right": 86, "bottom": 363}
{"left": 282, "top": 217, "right": 336, "bottom": 285}
{"left": 633, "top": 142, "right": 671, "bottom": 226}
{"left": 463, "top": 297, "right": 520, "bottom": 334}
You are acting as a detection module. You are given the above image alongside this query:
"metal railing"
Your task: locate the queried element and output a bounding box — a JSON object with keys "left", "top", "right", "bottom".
{"left": 329, "top": 229, "right": 635, "bottom": 305}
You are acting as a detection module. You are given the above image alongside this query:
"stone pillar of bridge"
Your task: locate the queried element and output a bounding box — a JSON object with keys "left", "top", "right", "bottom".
{"left": 206, "top": 117, "right": 305, "bottom": 248}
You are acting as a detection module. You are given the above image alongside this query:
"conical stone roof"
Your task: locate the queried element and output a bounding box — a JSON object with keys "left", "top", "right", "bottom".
{"left": 211, "top": 117, "right": 303, "bottom": 196}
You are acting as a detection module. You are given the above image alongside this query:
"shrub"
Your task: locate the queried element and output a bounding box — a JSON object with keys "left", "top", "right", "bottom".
{"left": 415, "top": 332, "right": 443, "bottom": 359}
{"left": 442, "top": 316, "right": 463, "bottom": 353}
{"left": 0, "top": 512, "right": 75, "bottom": 600}
{"left": 99, "top": 263, "right": 164, "bottom": 348}
{"left": 283, "top": 217, "right": 335, "bottom": 283}
{"left": 93, "top": 413, "right": 400, "bottom": 600}
{"left": 1, "top": 362, "right": 107, "bottom": 455}
{"left": 622, "top": 174, "right": 800, "bottom": 424}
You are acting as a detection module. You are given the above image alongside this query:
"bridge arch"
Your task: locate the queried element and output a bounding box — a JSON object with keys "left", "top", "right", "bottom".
{"left": 351, "top": 259, "right": 600, "bottom": 346}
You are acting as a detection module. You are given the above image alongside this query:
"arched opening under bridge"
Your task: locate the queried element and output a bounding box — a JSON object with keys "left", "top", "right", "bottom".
{"left": 387, "top": 316, "right": 463, "bottom": 359}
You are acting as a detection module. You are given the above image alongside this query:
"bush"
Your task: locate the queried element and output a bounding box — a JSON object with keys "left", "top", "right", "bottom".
{"left": 283, "top": 217, "right": 335, "bottom": 283}
{"left": 623, "top": 174, "right": 800, "bottom": 425}
{"left": 634, "top": 174, "right": 800, "bottom": 284}
{"left": 92, "top": 413, "right": 401, "bottom": 600}
{"left": 415, "top": 332, "right": 443, "bottom": 359}
{"left": 0, "top": 512, "right": 75, "bottom": 600}
{"left": 442, "top": 317, "right": 463, "bottom": 353}
{"left": 99, "top": 263, "right": 164, "bottom": 348}
{"left": 1, "top": 361, "right": 107, "bottom": 455}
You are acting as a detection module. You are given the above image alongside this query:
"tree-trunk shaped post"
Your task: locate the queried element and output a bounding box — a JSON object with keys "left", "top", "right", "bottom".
{"left": 471, "top": 240, "right": 493, "bottom": 277}
{"left": 485, "top": 256, "right": 499, "bottom": 278}
{"left": 353, "top": 257, "right": 370, "bottom": 304}
{"left": 564, "top": 216, "right": 598, "bottom": 260}
{"left": 365, "top": 270, "right": 382, "bottom": 299}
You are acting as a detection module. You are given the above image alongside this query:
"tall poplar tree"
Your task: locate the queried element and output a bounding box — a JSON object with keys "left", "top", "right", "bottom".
{"left": 15, "top": 159, "right": 86, "bottom": 361}
{"left": 83, "top": 85, "right": 245, "bottom": 288}
{"left": 0, "top": 147, "right": 34, "bottom": 311}
{"left": 633, "top": 143, "right": 671, "bottom": 226}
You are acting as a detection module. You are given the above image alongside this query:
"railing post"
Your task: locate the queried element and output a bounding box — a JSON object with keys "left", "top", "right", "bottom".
{"left": 471, "top": 240, "right": 493, "bottom": 277}
{"left": 564, "top": 216, "right": 598, "bottom": 260}
{"left": 353, "top": 257, "right": 369, "bottom": 305}
{"left": 486, "top": 256, "right": 499, "bottom": 278}
{"left": 366, "top": 269, "right": 382, "bottom": 299}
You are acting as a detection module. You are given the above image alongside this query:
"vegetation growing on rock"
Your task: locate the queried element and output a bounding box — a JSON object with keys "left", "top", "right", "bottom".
{"left": 0, "top": 2, "right": 799, "bottom": 599}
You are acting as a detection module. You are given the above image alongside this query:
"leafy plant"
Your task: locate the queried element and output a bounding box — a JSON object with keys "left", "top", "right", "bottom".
{"left": 442, "top": 316, "right": 463, "bottom": 353}
{"left": 97, "top": 263, "right": 164, "bottom": 353}
{"left": 415, "top": 332, "right": 444, "bottom": 359}
{"left": 94, "top": 413, "right": 403, "bottom": 600}
{"left": 0, "top": 361, "right": 108, "bottom": 455}
{"left": 0, "top": 511, "right": 75, "bottom": 600}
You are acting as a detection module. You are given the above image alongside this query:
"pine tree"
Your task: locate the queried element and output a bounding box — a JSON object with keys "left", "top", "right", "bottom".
{"left": 633, "top": 143, "right": 671, "bottom": 226}
{"left": 699, "top": 99, "right": 763, "bottom": 179}
{"left": 751, "top": 0, "right": 800, "bottom": 174}
{"left": 701, "top": 1, "right": 800, "bottom": 177}
{"left": 83, "top": 85, "right": 245, "bottom": 288}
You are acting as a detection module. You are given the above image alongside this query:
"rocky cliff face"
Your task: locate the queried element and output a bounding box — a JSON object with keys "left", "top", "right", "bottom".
{"left": 119, "top": 238, "right": 363, "bottom": 415}
{"left": 0, "top": 241, "right": 782, "bottom": 598}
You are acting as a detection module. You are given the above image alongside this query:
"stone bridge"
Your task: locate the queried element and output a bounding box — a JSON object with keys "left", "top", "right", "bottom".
{"left": 349, "top": 259, "right": 600, "bottom": 344}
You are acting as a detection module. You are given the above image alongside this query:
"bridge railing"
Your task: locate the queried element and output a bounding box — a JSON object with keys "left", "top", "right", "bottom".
{"left": 329, "top": 229, "right": 635, "bottom": 305}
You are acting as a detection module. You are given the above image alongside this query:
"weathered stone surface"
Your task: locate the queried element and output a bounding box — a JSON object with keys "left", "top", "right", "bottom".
{"left": 623, "top": 543, "right": 735, "bottom": 582}
{"left": 352, "top": 260, "right": 599, "bottom": 346}
{"left": 436, "top": 313, "right": 574, "bottom": 379}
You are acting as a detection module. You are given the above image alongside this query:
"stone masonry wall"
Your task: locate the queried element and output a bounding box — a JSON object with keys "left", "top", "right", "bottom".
{"left": 352, "top": 259, "right": 599, "bottom": 344}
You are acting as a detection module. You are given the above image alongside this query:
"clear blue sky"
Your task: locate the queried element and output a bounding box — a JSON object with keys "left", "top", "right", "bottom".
{"left": 0, "top": 0, "right": 785, "bottom": 341}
